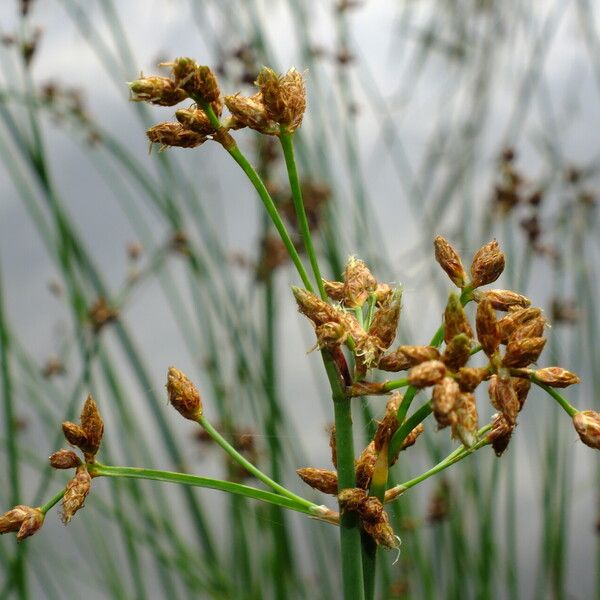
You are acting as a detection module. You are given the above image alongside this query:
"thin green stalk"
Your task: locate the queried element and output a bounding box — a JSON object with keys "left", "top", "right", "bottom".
{"left": 279, "top": 130, "right": 326, "bottom": 299}
{"left": 39, "top": 489, "right": 65, "bottom": 515}
{"left": 530, "top": 378, "right": 578, "bottom": 417}
{"left": 388, "top": 402, "right": 433, "bottom": 460}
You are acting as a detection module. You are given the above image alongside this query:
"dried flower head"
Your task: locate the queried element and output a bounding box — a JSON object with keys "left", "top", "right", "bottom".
{"left": 497, "top": 307, "right": 542, "bottom": 343}
{"left": 79, "top": 394, "right": 104, "bottom": 461}
{"left": 456, "top": 367, "right": 490, "bottom": 392}
{"left": 408, "top": 360, "right": 447, "bottom": 388}
{"left": 296, "top": 467, "right": 338, "bottom": 495}
{"left": 88, "top": 297, "right": 118, "bottom": 332}
{"left": 49, "top": 449, "right": 81, "bottom": 470}
{"left": 502, "top": 337, "right": 546, "bottom": 368}
{"left": 224, "top": 92, "right": 279, "bottom": 135}
{"left": 343, "top": 256, "right": 377, "bottom": 308}
{"left": 434, "top": 236, "right": 467, "bottom": 287}
{"left": 442, "top": 333, "right": 472, "bottom": 371}
{"left": 255, "top": 66, "right": 306, "bottom": 132}
{"left": 175, "top": 107, "right": 218, "bottom": 136}
{"left": 62, "top": 465, "right": 91, "bottom": 524}
{"left": 444, "top": 293, "right": 473, "bottom": 343}
{"left": 62, "top": 422, "right": 88, "bottom": 449}
{"left": 573, "top": 411, "right": 600, "bottom": 450}
{"left": 489, "top": 375, "right": 519, "bottom": 425}
{"left": 0, "top": 505, "right": 44, "bottom": 541}
{"left": 292, "top": 287, "right": 342, "bottom": 327}
{"left": 338, "top": 488, "right": 368, "bottom": 512}
{"left": 476, "top": 298, "right": 500, "bottom": 357}
{"left": 323, "top": 279, "right": 345, "bottom": 302}
{"left": 488, "top": 413, "right": 514, "bottom": 457}
{"left": 533, "top": 367, "right": 580, "bottom": 388}
{"left": 129, "top": 76, "right": 187, "bottom": 106}
{"left": 478, "top": 289, "right": 531, "bottom": 311}
{"left": 362, "top": 510, "right": 400, "bottom": 550}
{"left": 400, "top": 423, "right": 424, "bottom": 451}
{"left": 373, "top": 394, "right": 402, "bottom": 453}
{"left": 166, "top": 367, "right": 203, "bottom": 421}
{"left": 379, "top": 346, "right": 440, "bottom": 372}
{"left": 147, "top": 122, "right": 206, "bottom": 149}
{"left": 432, "top": 377, "right": 460, "bottom": 429}
{"left": 355, "top": 442, "right": 377, "bottom": 489}
{"left": 470, "top": 240, "right": 505, "bottom": 288}
{"left": 451, "top": 392, "right": 479, "bottom": 447}
{"left": 315, "top": 322, "right": 349, "bottom": 350}
{"left": 368, "top": 289, "right": 402, "bottom": 349}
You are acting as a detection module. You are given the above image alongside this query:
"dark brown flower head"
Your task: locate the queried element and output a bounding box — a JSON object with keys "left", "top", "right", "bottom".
{"left": 477, "top": 289, "right": 531, "bottom": 311}
{"left": 444, "top": 293, "right": 473, "bottom": 343}
{"left": 487, "top": 413, "right": 514, "bottom": 457}
{"left": 502, "top": 337, "right": 546, "bottom": 368}
{"left": 510, "top": 316, "right": 546, "bottom": 342}
{"left": 49, "top": 449, "right": 81, "bottom": 470}
{"left": 408, "top": 360, "right": 447, "bottom": 388}
{"left": 79, "top": 394, "right": 104, "bottom": 460}
{"left": 296, "top": 467, "right": 338, "bottom": 495}
{"left": 470, "top": 240, "right": 505, "bottom": 288}
{"left": 362, "top": 510, "right": 400, "bottom": 550}
{"left": 476, "top": 298, "right": 500, "bottom": 357}
{"left": 512, "top": 377, "right": 531, "bottom": 410}
{"left": 368, "top": 289, "right": 401, "bottom": 349}
{"left": 400, "top": 423, "right": 424, "bottom": 452}
{"left": 573, "top": 411, "right": 600, "bottom": 450}
{"left": 62, "top": 465, "right": 91, "bottom": 524}
{"left": 129, "top": 76, "right": 187, "bottom": 106}
{"left": 166, "top": 367, "right": 203, "bottom": 421}
{"left": 379, "top": 345, "right": 440, "bottom": 372}
{"left": 62, "top": 422, "right": 88, "bottom": 449}
{"left": 497, "top": 307, "right": 542, "bottom": 343}
{"left": 488, "top": 375, "right": 519, "bottom": 425}
{"left": 165, "top": 58, "right": 221, "bottom": 102}
{"left": 434, "top": 236, "right": 467, "bottom": 287}
{"left": 338, "top": 488, "right": 368, "bottom": 512}
{"left": 0, "top": 505, "right": 44, "bottom": 541}
{"left": 533, "top": 367, "right": 580, "bottom": 388}
{"left": 442, "top": 333, "right": 472, "bottom": 371}
{"left": 255, "top": 66, "right": 306, "bottom": 132}
{"left": 224, "top": 92, "right": 279, "bottom": 135}
{"left": 342, "top": 256, "right": 377, "bottom": 308}
{"left": 147, "top": 122, "right": 206, "bottom": 149}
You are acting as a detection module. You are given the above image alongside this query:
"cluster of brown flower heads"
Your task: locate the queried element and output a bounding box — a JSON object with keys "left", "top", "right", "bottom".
{"left": 129, "top": 57, "right": 306, "bottom": 150}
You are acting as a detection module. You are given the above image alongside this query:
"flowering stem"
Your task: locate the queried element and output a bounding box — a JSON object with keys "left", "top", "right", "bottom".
{"left": 388, "top": 401, "right": 433, "bottom": 460}
{"left": 381, "top": 377, "right": 410, "bottom": 393}
{"left": 530, "top": 378, "right": 578, "bottom": 417}
{"left": 39, "top": 488, "right": 65, "bottom": 515}
{"left": 199, "top": 101, "right": 315, "bottom": 293}
{"left": 88, "top": 463, "right": 326, "bottom": 520}
{"left": 279, "top": 130, "right": 326, "bottom": 300}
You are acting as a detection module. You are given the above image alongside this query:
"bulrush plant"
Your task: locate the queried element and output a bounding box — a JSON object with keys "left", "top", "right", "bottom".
{"left": 1, "top": 58, "right": 597, "bottom": 600}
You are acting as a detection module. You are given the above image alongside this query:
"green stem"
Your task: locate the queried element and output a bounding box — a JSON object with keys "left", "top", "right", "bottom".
{"left": 530, "top": 378, "right": 578, "bottom": 417}
{"left": 279, "top": 130, "right": 326, "bottom": 299}
{"left": 89, "top": 463, "right": 325, "bottom": 519}
{"left": 388, "top": 402, "right": 434, "bottom": 460}
{"left": 39, "top": 489, "right": 65, "bottom": 515}
{"left": 322, "top": 351, "right": 365, "bottom": 600}
{"left": 381, "top": 377, "right": 410, "bottom": 393}
{"left": 197, "top": 416, "right": 314, "bottom": 510}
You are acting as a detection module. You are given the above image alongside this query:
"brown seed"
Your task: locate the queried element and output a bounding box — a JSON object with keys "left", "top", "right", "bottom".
{"left": 478, "top": 289, "right": 531, "bottom": 311}
{"left": 368, "top": 289, "right": 402, "bottom": 350}
{"left": 378, "top": 346, "right": 440, "bottom": 372}
{"left": 487, "top": 413, "right": 514, "bottom": 457}
{"left": 442, "top": 333, "right": 472, "bottom": 371}
{"left": 342, "top": 256, "right": 377, "bottom": 308}
{"left": 470, "top": 239, "right": 505, "bottom": 288}
{"left": 49, "top": 449, "right": 81, "bottom": 470}
{"left": 533, "top": 367, "right": 581, "bottom": 388}
{"left": 434, "top": 236, "right": 467, "bottom": 288}
{"left": 475, "top": 299, "right": 500, "bottom": 357}
{"left": 444, "top": 293, "right": 473, "bottom": 343}
{"left": 432, "top": 377, "right": 460, "bottom": 429}
{"left": 456, "top": 367, "right": 490, "bottom": 392}
{"left": 166, "top": 367, "right": 203, "bottom": 421}
{"left": 451, "top": 393, "right": 479, "bottom": 447}
{"left": 408, "top": 360, "right": 447, "bottom": 388}
{"left": 503, "top": 337, "right": 546, "bottom": 368}
{"left": 573, "top": 411, "right": 600, "bottom": 450}
{"left": 62, "top": 466, "right": 91, "bottom": 524}
{"left": 296, "top": 467, "right": 338, "bottom": 495}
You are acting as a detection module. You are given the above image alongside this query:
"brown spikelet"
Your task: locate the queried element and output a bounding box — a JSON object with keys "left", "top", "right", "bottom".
{"left": 444, "top": 293, "right": 473, "bottom": 343}
{"left": 497, "top": 307, "right": 542, "bottom": 343}
{"left": 0, "top": 505, "right": 44, "bottom": 540}
{"left": 347, "top": 380, "right": 386, "bottom": 398}
{"left": 296, "top": 467, "right": 338, "bottom": 495}
{"left": 512, "top": 377, "right": 531, "bottom": 409}
{"left": 315, "top": 322, "right": 349, "bottom": 350}
{"left": 256, "top": 66, "right": 306, "bottom": 132}
{"left": 573, "top": 411, "right": 600, "bottom": 450}
{"left": 16, "top": 507, "right": 44, "bottom": 541}
{"left": 224, "top": 92, "right": 279, "bottom": 135}
{"left": 451, "top": 393, "right": 479, "bottom": 447}
{"left": 355, "top": 335, "right": 385, "bottom": 375}
{"left": 503, "top": 337, "right": 546, "bottom": 368}
{"left": 175, "top": 107, "right": 217, "bottom": 136}
{"left": 488, "top": 413, "right": 514, "bottom": 456}
{"left": 79, "top": 394, "right": 104, "bottom": 461}
{"left": 359, "top": 496, "right": 384, "bottom": 522}
{"left": 442, "top": 333, "right": 472, "bottom": 371}
{"left": 62, "top": 466, "right": 91, "bottom": 524}
{"left": 147, "top": 122, "right": 206, "bottom": 149}
{"left": 129, "top": 76, "right": 187, "bottom": 106}
{"left": 368, "top": 289, "right": 402, "bottom": 349}
{"left": 62, "top": 422, "right": 88, "bottom": 449}
{"left": 476, "top": 298, "right": 500, "bottom": 357}
{"left": 373, "top": 394, "right": 402, "bottom": 452}
{"left": 338, "top": 488, "right": 367, "bottom": 512}
{"left": 374, "top": 284, "right": 393, "bottom": 305}
{"left": 408, "top": 360, "right": 447, "bottom": 388}
{"left": 379, "top": 346, "right": 440, "bottom": 372}
{"left": 470, "top": 240, "right": 505, "bottom": 288}
{"left": 456, "top": 367, "right": 490, "bottom": 392}
{"left": 400, "top": 423, "right": 424, "bottom": 452}
{"left": 355, "top": 441, "right": 377, "bottom": 489}
{"left": 534, "top": 367, "right": 580, "bottom": 388}
{"left": 49, "top": 449, "right": 81, "bottom": 470}
{"left": 434, "top": 236, "right": 467, "bottom": 287}
{"left": 432, "top": 377, "right": 460, "bottom": 429}
{"left": 166, "top": 367, "right": 203, "bottom": 421}
{"left": 510, "top": 316, "right": 546, "bottom": 342}
{"left": 342, "top": 257, "right": 377, "bottom": 308}
{"left": 362, "top": 510, "right": 399, "bottom": 549}
{"left": 323, "top": 279, "right": 345, "bottom": 301}
{"left": 489, "top": 375, "right": 519, "bottom": 425}
{"left": 478, "top": 289, "right": 531, "bottom": 311}
{"left": 292, "top": 287, "right": 342, "bottom": 327}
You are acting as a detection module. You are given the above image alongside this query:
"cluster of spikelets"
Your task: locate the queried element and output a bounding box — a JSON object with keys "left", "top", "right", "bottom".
{"left": 128, "top": 57, "right": 306, "bottom": 150}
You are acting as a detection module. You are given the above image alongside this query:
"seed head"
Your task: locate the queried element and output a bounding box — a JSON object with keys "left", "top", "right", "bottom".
{"left": 79, "top": 394, "right": 104, "bottom": 461}
{"left": 451, "top": 392, "right": 479, "bottom": 447}
{"left": 477, "top": 289, "right": 531, "bottom": 311}
{"left": 470, "top": 240, "right": 505, "bottom": 288}
{"left": 49, "top": 449, "right": 81, "bottom": 470}
{"left": 503, "top": 337, "right": 546, "bottom": 368}
{"left": 62, "top": 466, "right": 91, "bottom": 524}
{"left": 166, "top": 367, "right": 203, "bottom": 421}
{"left": 497, "top": 307, "right": 542, "bottom": 342}
{"left": 533, "top": 367, "right": 580, "bottom": 388}
{"left": 442, "top": 333, "right": 472, "bottom": 371}
{"left": 444, "top": 293, "right": 473, "bottom": 343}
{"left": 147, "top": 122, "right": 206, "bottom": 149}
{"left": 175, "top": 107, "right": 217, "bottom": 136}
{"left": 373, "top": 394, "right": 402, "bottom": 453}
{"left": 487, "top": 413, "right": 514, "bottom": 457}
{"left": 456, "top": 367, "right": 490, "bottom": 392}
{"left": 368, "top": 289, "right": 402, "bottom": 349}
{"left": 354, "top": 335, "right": 384, "bottom": 375}
{"left": 224, "top": 92, "right": 279, "bottom": 135}
{"left": 488, "top": 375, "right": 519, "bottom": 425}
{"left": 129, "top": 76, "right": 187, "bottom": 106}
{"left": 323, "top": 279, "right": 345, "bottom": 301}
{"left": 296, "top": 467, "right": 338, "bottom": 495}
{"left": 573, "top": 411, "right": 600, "bottom": 450}
{"left": 512, "top": 377, "right": 531, "bottom": 409}
{"left": 0, "top": 505, "right": 44, "bottom": 541}
{"left": 434, "top": 236, "right": 467, "bottom": 287}
{"left": 292, "top": 287, "right": 341, "bottom": 327}
{"left": 379, "top": 345, "right": 440, "bottom": 372}
{"left": 256, "top": 66, "right": 306, "bottom": 133}
{"left": 315, "top": 321, "right": 349, "bottom": 350}
{"left": 62, "top": 422, "right": 88, "bottom": 449}
{"left": 362, "top": 510, "right": 400, "bottom": 550}
{"left": 355, "top": 441, "right": 377, "bottom": 489}
{"left": 432, "top": 377, "right": 460, "bottom": 429}
{"left": 342, "top": 256, "right": 377, "bottom": 308}
{"left": 510, "top": 316, "right": 546, "bottom": 342}
{"left": 475, "top": 298, "right": 500, "bottom": 357}
{"left": 338, "top": 488, "right": 367, "bottom": 512}
{"left": 408, "top": 360, "right": 447, "bottom": 388}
